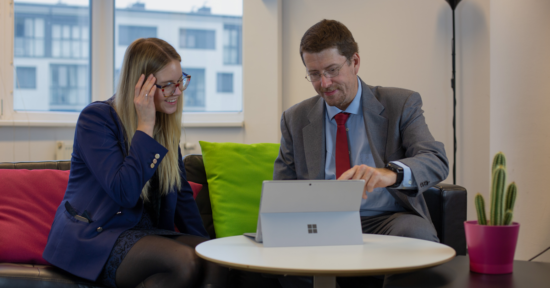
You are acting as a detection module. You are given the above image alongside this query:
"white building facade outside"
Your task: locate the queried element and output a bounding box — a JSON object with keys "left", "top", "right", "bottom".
{"left": 13, "top": 2, "right": 243, "bottom": 113}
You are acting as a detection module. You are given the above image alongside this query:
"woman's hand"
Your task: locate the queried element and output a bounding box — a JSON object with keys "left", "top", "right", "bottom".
{"left": 134, "top": 74, "right": 157, "bottom": 137}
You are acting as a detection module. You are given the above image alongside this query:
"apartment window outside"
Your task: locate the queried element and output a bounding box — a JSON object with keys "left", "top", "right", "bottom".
{"left": 119, "top": 25, "right": 157, "bottom": 46}
{"left": 217, "top": 73, "right": 233, "bottom": 93}
{"left": 50, "top": 64, "right": 89, "bottom": 111}
{"left": 114, "top": 69, "right": 121, "bottom": 91}
{"left": 115, "top": 0, "right": 242, "bottom": 112}
{"left": 13, "top": 1, "right": 90, "bottom": 112}
{"left": 15, "top": 67, "right": 37, "bottom": 89}
{"left": 179, "top": 29, "right": 215, "bottom": 50}
{"left": 223, "top": 25, "right": 241, "bottom": 65}
{"left": 184, "top": 68, "right": 206, "bottom": 110}
{"left": 14, "top": 17, "right": 45, "bottom": 57}
{"left": 52, "top": 24, "right": 89, "bottom": 59}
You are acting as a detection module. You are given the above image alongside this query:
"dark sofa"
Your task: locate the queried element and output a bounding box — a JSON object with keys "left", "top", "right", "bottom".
{"left": 0, "top": 157, "right": 466, "bottom": 287}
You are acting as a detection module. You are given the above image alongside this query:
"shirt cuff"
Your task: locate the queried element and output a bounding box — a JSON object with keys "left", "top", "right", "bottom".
{"left": 390, "top": 161, "right": 416, "bottom": 190}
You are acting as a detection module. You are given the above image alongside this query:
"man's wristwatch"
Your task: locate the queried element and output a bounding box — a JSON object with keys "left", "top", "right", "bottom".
{"left": 385, "top": 162, "right": 404, "bottom": 188}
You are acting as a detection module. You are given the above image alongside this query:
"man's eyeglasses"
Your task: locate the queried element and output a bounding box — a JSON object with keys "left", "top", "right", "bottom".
{"left": 155, "top": 72, "right": 191, "bottom": 97}
{"left": 305, "top": 60, "right": 348, "bottom": 82}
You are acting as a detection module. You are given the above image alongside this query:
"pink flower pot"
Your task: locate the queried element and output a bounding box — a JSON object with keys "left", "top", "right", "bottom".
{"left": 464, "top": 220, "right": 520, "bottom": 274}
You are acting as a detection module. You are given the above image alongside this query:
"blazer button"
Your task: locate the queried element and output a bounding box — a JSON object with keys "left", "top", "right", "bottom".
{"left": 97, "top": 227, "right": 103, "bottom": 233}
{"left": 155, "top": 154, "right": 160, "bottom": 159}
{"left": 150, "top": 163, "right": 155, "bottom": 168}
{"left": 116, "top": 211, "right": 122, "bottom": 215}
{"left": 153, "top": 159, "right": 157, "bottom": 164}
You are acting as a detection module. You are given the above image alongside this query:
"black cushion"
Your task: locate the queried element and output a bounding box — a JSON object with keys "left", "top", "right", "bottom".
{"left": 183, "top": 154, "right": 216, "bottom": 239}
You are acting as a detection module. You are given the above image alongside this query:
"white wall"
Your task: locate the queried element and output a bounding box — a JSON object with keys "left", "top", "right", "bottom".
{"left": 242, "top": 0, "right": 282, "bottom": 145}
{"left": 1, "top": 0, "right": 550, "bottom": 262}
{"left": 489, "top": 0, "right": 550, "bottom": 262}
{"left": 455, "top": 0, "right": 491, "bottom": 238}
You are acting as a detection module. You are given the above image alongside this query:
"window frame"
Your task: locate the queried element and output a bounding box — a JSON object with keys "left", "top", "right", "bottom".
{"left": 0, "top": 0, "right": 251, "bottom": 128}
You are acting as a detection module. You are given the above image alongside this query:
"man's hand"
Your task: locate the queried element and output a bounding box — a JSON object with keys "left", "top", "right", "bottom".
{"left": 338, "top": 165, "right": 397, "bottom": 199}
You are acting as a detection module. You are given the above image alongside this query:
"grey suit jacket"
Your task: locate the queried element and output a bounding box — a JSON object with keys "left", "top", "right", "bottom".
{"left": 273, "top": 78, "right": 449, "bottom": 221}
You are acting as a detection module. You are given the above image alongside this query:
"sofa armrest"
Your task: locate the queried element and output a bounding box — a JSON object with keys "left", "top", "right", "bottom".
{"left": 0, "top": 263, "right": 104, "bottom": 288}
{"left": 0, "top": 160, "right": 71, "bottom": 170}
{"left": 423, "top": 184, "right": 467, "bottom": 255}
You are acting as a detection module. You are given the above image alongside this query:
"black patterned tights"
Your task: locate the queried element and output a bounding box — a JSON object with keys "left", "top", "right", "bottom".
{"left": 115, "top": 235, "right": 227, "bottom": 288}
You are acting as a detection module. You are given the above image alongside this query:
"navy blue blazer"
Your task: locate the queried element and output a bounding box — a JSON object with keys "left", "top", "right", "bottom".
{"left": 43, "top": 100, "right": 208, "bottom": 281}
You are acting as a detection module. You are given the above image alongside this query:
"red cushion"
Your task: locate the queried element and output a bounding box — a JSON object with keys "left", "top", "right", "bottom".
{"left": 0, "top": 171, "right": 203, "bottom": 263}
{"left": 189, "top": 181, "right": 203, "bottom": 199}
{"left": 0, "top": 169, "right": 69, "bottom": 265}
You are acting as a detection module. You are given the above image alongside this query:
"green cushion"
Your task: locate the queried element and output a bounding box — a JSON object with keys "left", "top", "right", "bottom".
{"left": 199, "top": 141, "right": 280, "bottom": 238}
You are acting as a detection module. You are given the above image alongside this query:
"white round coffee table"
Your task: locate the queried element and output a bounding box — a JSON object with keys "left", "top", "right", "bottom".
{"left": 196, "top": 234, "right": 456, "bottom": 288}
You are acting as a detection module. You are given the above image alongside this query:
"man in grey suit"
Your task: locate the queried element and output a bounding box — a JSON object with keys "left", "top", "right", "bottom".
{"left": 274, "top": 19, "right": 449, "bottom": 245}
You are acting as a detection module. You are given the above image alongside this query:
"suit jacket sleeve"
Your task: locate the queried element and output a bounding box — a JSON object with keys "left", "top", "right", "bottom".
{"left": 393, "top": 92, "right": 449, "bottom": 195}
{"left": 174, "top": 147, "right": 209, "bottom": 238}
{"left": 75, "top": 103, "right": 168, "bottom": 208}
{"left": 273, "top": 110, "right": 298, "bottom": 180}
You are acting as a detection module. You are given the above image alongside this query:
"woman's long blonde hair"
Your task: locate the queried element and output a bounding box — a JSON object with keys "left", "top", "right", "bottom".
{"left": 114, "top": 38, "right": 183, "bottom": 201}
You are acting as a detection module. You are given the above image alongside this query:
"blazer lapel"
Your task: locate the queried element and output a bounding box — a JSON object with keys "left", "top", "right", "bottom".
{"left": 361, "top": 79, "right": 388, "bottom": 167}
{"left": 303, "top": 97, "right": 326, "bottom": 179}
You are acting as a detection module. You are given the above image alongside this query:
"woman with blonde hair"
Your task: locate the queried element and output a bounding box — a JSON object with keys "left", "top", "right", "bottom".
{"left": 43, "top": 38, "right": 227, "bottom": 288}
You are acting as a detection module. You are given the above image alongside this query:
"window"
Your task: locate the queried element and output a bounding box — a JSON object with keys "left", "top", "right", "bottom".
{"left": 179, "top": 29, "right": 215, "bottom": 50}
{"left": 223, "top": 25, "right": 241, "bottom": 65}
{"left": 217, "top": 73, "right": 233, "bottom": 93}
{"left": 183, "top": 68, "right": 206, "bottom": 111}
{"left": 50, "top": 64, "right": 89, "bottom": 111}
{"left": 114, "top": 1, "right": 243, "bottom": 113}
{"left": 4, "top": 1, "right": 247, "bottom": 126}
{"left": 14, "top": 17, "right": 45, "bottom": 57}
{"left": 12, "top": 1, "right": 90, "bottom": 112}
{"left": 119, "top": 25, "right": 157, "bottom": 46}
{"left": 15, "top": 67, "right": 36, "bottom": 89}
{"left": 51, "top": 24, "right": 89, "bottom": 59}
{"left": 114, "top": 69, "right": 121, "bottom": 90}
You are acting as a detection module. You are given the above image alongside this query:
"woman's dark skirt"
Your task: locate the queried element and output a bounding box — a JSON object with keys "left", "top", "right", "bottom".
{"left": 96, "top": 210, "right": 184, "bottom": 288}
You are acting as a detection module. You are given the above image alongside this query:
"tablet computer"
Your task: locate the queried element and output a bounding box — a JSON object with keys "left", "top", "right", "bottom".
{"left": 244, "top": 180, "right": 364, "bottom": 247}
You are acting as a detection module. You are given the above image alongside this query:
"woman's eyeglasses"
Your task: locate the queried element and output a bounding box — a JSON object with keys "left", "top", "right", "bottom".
{"left": 155, "top": 72, "right": 191, "bottom": 97}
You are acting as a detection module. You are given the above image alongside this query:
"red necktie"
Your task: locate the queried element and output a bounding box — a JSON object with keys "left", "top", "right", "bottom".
{"left": 334, "top": 112, "right": 351, "bottom": 178}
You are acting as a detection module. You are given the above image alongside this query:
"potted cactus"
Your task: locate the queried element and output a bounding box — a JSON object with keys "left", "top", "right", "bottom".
{"left": 464, "top": 152, "right": 520, "bottom": 274}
